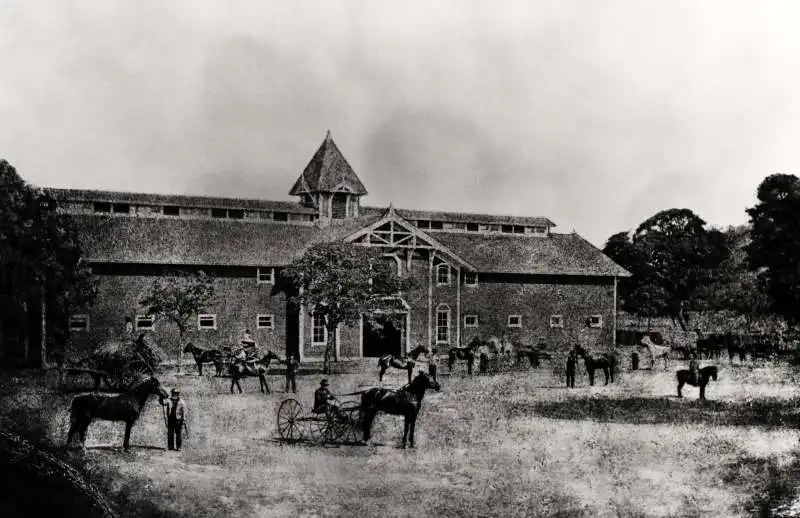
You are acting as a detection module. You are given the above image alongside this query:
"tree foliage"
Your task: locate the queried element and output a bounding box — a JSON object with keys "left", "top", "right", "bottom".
{"left": 0, "top": 160, "right": 96, "bottom": 366}
{"left": 139, "top": 270, "right": 216, "bottom": 371}
{"left": 603, "top": 209, "right": 729, "bottom": 330}
{"left": 746, "top": 173, "right": 800, "bottom": 325}
{"left": 283, "top": 242, "right": 411, "bottom": 374}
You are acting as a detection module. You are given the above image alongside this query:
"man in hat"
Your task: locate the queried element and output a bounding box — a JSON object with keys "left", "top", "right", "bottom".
{"left": 165, "top": 388, "right": 186, "bottom": 451}
{"left": 566, "top": 348, "right": 577, "bottom": 388}
{"left": 313, "top": 379, "right": 339, "bottom": 418}
{"left": 284, "top": 353, "right": 299, "bottom": 393}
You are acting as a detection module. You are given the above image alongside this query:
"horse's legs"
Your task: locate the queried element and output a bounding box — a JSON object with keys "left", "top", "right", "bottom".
{"left": 677, "top": 380, "right": 684, "bottom": 398}
{"left": 362, "top": 410, "right": 377, "bottom": 443}
{"left": 197, "top": 361, "right": 203, "bottom": 376}
{"left": 467, "top": 356, "right": 473, "bottom": 376}
{"left": 587, "top": 368, "right": 595, "bottom": 386}
{"left": 603, "top": 368, "right": 609, "bottom": 385}
{"left": 66, "top": 417, "right": 79, "bottom": 449}
{"left": 123, "top": 421, "right": 132, "bottom": 451}
{"left": 699, "top": 383, "right": 706, "bottom": 400}
{"left": 378, "top": 365, "right": 386, "bottom": 382}
{"left": 408, "top": 415, "right": 417, "bottom": 449}
{"left": 407, "top": 365, "right": 413, "bottom": 385}
{"left": 260, "top": 373, "right": 270, "bottom": 394}
{"left": 448, "top": 354, "right": 454, "bottom": 372}
{"left": 401, "top": 418, "right": 409, "bottom": 449}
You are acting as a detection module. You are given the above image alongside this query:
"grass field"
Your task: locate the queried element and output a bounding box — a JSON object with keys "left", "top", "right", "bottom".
{"left": 3, "top": 359, "right": 800, "bottom": 517}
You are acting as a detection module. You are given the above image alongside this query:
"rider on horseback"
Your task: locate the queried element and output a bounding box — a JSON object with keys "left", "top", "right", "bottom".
{"left": 688, "top": 350, "right": 700, "bottom": 385}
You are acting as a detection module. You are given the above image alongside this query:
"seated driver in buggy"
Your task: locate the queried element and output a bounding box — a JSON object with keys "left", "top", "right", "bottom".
{"left": 313, "top": 379, "right": 340, "bottom": 419}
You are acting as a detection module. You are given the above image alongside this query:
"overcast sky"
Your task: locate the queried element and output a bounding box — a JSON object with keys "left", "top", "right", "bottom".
{"left": 2, "top": 1, "right": 800, "bottom": 246}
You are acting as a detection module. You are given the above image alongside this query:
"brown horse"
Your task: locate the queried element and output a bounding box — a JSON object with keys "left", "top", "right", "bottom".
{"left": 677, "top": 365, "right": 718, "bottom": 400}
{"left": 360, "top": 372, "right": 441, "bottom": 448}
{"left": 183, "top": 343, "right": 224, "bottom": 376}
{"left": 574, "top": 345, "right": 617, "bottom": 386}
{"left": 448, "top": 338, "right": 480, "bottom": 375}
{"left": 66, "top": 376, "right": 169, "bottom": 451}
{"left": 377, "top": 345, "right": 428, "bottom": 383}
{"left": 228, "top": 351, "right": 281, "bottom": 394}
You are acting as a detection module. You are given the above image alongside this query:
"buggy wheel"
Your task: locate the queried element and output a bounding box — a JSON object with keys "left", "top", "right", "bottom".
{"left": 339, "top": 408, "right": 363, "bottom": 444}
{"left": 276, "top": 399, "right": 304, "bottom": 442}
{"left": 308, "top": 416, "right": 339, "bottom": 443}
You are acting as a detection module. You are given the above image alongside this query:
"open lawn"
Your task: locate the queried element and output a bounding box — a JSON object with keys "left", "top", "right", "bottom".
{"left": 3, "top": 360, "right": 800, "bottom": 517}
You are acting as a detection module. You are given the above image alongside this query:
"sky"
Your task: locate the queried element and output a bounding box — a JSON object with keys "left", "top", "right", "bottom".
{"left": 2, "top": 1, "right": 800, "bottom": 247}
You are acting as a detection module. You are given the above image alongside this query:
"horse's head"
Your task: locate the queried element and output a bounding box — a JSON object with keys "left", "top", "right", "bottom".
{"left": 261, "top": 350, "right": 280, "bottom": 362}
{"left": 708, "top": 366, "right": 718, "bottom": 381}
{"left": 182, "top": 342, "right": 196, "bottom": 353}
{"left": 573, "top": 345, "right": 587, "bottom": 357}
{"left": 143, "top": 377, "right": 170, "bottom": 402}
{"left": 412, "top": 372, "right": 441, "bottom": 392}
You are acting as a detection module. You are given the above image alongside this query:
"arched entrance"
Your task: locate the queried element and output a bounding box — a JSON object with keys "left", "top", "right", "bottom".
{"left": 361, "top": 298, "right": 409, "bottom": 358}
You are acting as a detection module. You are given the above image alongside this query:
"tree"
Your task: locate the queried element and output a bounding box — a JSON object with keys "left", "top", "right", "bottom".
{"left": 602, "top": 209, "right": 729, "bottom": 330}
{"left": 746, "top": 174, "right": 800, "bottom": 325}
{"left": 0, "top": 160, "right": 96, "bottom": 367}
{"left": 283, "top": 242, "right": 411, "bottom": 374}
{"left": 139, "top": 270, "right": 216, "bottom": 373}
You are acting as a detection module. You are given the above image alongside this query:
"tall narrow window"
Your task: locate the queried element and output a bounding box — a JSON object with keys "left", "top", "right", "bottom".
{"left": 331, "top": 193, "right": 347, "bottom": 219}
{"left": 436, "top": 304, "right": 450, "bottom": 344}
{"left": 436, "top": 264, "right": 450, "bottom": 286}
{"left": 312, "top": 313, "right": 327, "bottom": 344}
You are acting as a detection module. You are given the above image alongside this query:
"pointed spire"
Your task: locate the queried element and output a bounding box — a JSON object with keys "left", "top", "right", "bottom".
{"left": 289, "top": 131, "right": 368, "bottom": 196}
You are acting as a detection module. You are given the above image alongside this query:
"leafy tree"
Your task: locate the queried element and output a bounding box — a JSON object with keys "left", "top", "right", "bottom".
{"left": 139, "top": 270, "right": 216, "bottom": 373}
{"left": 0, "top": 160, "right": 96, "bottom": 367}
{"left": 603, "top": 209, "right": 729, "bottom": 331}
{"left": 746, "top": 174, "right": 800, "bottom": 325}
{"left": 283, "top": 242, "right": 411, "bottom": 374}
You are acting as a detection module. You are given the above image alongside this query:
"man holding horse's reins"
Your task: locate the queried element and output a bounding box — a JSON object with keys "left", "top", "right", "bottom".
{"left": 163, "top": 388, "right": 187, "bottom": 451}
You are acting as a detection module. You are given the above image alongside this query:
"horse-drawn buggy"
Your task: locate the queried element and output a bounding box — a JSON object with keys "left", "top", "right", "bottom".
{"left": 47, "top": 333, "right": 163, "bottom": 391}
{"left": 276, "top": 397, "right": 363, "bottom": 444}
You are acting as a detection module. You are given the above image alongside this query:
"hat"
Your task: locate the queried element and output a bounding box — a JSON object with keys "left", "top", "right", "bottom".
{"left": 320, "top": 379, "right": 329, "bottom": 387}
{"left": 170, "top": 388, "right": 180, "bottom": 397}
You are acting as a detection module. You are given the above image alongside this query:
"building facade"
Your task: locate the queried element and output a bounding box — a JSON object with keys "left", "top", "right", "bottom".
{"left": 48, "top": 133, "right": 629, "bottom": 363}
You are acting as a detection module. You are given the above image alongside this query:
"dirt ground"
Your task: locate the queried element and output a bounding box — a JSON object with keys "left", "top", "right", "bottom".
{"left": 4, "top": 358, "right": 800, "bottom": 517}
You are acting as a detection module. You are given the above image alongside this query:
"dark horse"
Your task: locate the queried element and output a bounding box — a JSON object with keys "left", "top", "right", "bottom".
{"left": 183, "top": 342, "right": 224, "bottom": 376}
{"left": 360, "top": 372, "right": 441, "bottom": 448}
{"left": 378, "top": 345, "right": 428, "bottom": 384}
{"left": 448, "top": 338, "right": 480, "bottom": 375}
{"left": 228, "top": 351, "right": 281, "bottom": 394}
{"left": 66, "top": 376, "right": 169, "bottom": 451}
{"left": 677, "top": 365, "right": 718, "bottom": 400}
{"left": 574, "top": 345, "right": 617, "bottom": 386}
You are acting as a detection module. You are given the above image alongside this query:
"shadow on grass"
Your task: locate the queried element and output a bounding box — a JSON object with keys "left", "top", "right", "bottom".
{"left": 722, "top": 451, "right": 800, "bottom": 517}
{"left": 521, "top": 396, "right": 800, "bottom": 428}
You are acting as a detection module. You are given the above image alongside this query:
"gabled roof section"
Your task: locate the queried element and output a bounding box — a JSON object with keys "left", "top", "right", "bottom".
{"left": 344, "top": 205, "right": 476, "bottom": 270}
{"left": 289, "top": 131, "right": 368, "bottom": 196}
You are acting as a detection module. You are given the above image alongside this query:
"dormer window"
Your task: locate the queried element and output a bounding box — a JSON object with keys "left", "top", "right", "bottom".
{"left": 436, "top": 264, "right": 450, "bottom": 286}
{"left": 464, "top": 272, "right": 478, "bottom": 286}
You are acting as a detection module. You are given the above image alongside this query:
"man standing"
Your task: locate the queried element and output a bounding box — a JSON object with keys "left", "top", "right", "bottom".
{"left": 428, "top": 348, "right": 438, "bottom": 383}
{"left": 284, "top": 354, "right": 299, "bottom": 393}
{"left": 566, "top": 349, "right": 577, "bottom": 389}
{"left": 165, "top": 388, "right": 186, "bottom": 451}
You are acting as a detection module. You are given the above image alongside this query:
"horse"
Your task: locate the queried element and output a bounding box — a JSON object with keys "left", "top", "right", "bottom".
{"left": 639, "top": 337, "right": 670, "bottom": 369}
{"left": 228, "top": 351, "right": 281, "bottom": 394}
{"left": 377, "top": 346, "right": 427, "bottom": 384}
{"left": 515, "top": 343, "right": 553, "bottom": 368}
{"left": 448, "top": 338, "right": 480, "bottom": 375}
{"left": 66, "top": 376, "right": 169, "bottom": 451}
{"left": 676, "top": 365, "right": 719, "bottom": 400}
{"left": 360, "top": 371, "right": 441, "bottom": 449}
{"left": 183, "top": 343, "right": 224, "bottom": 376}
{"left": 574, "top": 345, "right": 617, "bottom": 386}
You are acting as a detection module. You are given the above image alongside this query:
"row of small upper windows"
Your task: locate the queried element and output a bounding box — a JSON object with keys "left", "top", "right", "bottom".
{"left": 416, "top": 220, "right": 548, "bottom": 235}
{"left": 436, "top": 265, "right": 478, "bottom": 286}
{"left": 65, "top": 201, "right": 316, "bottom": 223}
{"left": 461, "top": 314, "right": 604, "bottom": 329}
{"left": 68, "top": 313, "right": 276, "bottom": 332}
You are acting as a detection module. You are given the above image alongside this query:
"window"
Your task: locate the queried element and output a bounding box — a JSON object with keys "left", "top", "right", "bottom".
{"left": 550, "top": 315, "right": 564, "bottom": 328}
{"left": 332, "top": 193, "right": 347, "bottom": 219}
{"left": 198, "top": 314, "right": 217, "bottom": 330}
{"left": 436, "top": 264, "right": 450, "bottom": 286}
{"left": 508, "top": 315, "right": 522, "bottom": 328}
{"left": 436, "top": 305, "right": 450, "bottom": 343}
{"left": 588, "top": 315, "right": 603, "bottom": 328}
{"left": 513, "top": 225, "right": 525, "bottom": 234}
{"left": 273, "top": 212, "right": 288, "bottom": 221}
{"left": 112, "top": 203, "right": 130, "bottom": 214}
{"left": 532, "top": 226, "right": 547, "bottom": 234}
{"left": 464, "top": 315, "right": 478, "bottom": 328}
{"left": 69, "top": 314, "right": 89, "bottom": 331}
{"left": 257, "top": 314, "right": 274, "bottom": 329}
{"left": 228, "top": 209, "right": 244, "bottom": 219}
{"left": 312, "top": 313, "right": 327, "bottom": 344}
{"left": 466, "top": 222, "right": 479, "bottom": 232}
{"left": 257, "top": 267, "right": 274, "bottom": 284}
{"left": 163, "top": 205, "right": 180, "bottom": 216}
{"left": 211, "top": 208, "right": 227, "bottom": 218}
{"left": 501, "top": 225, "right": 513, "bottom": 234}
{"left": 464, "top": 272, "right": 478, "bottom": 286}
{"left": 93, "top": 202, "right": 111, "bottom": 213}
{"left": 417, "top": 220, "right": 431, "bottom": 229}
{"left": 429, "top": 221, "right": 443, "bottom": 230}
{"left": 136, "top": 314, "right": 154, "bottom": 330}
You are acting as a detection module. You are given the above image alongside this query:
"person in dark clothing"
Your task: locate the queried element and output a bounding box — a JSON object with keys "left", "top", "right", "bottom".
{"left": 428, "top": 348, "right": 438, "bottom": 383}
{"left": 164, "top": 389, "right": 186, "bottom": 451}
{"left": 313, "top": 379, "right": 339, "bottom": 418}
{"left": 566, "top": 349, "right": 577, "bottom": 388}
{"left": 284, "top": 354, "right": 299, "bottom": 393}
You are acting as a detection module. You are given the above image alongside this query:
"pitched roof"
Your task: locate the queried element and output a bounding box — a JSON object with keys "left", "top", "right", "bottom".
{"left": 362, "top": 206, "right": 555, "bottom": 228}
{"left": 71, "top": 212, "right": 628, "bottom": 277}
{"left": 433, "top": 231, "right": 631, "bottom": 277}
{"left": 71, "top": 214, "right": 379, "bottom": 266}
{"left": 288, "top": 132, "right": 368, "bottom": 196}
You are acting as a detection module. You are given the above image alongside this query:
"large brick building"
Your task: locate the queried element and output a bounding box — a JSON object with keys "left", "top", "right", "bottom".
{"left": 48, "top": 132, "right": 629, "bottom": 364}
